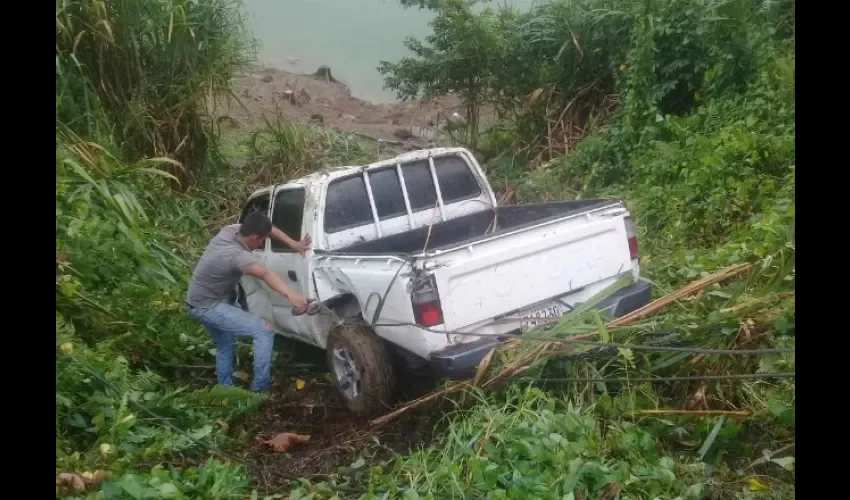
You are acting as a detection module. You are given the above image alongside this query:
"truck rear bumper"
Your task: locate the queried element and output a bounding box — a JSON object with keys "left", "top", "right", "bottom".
{"left": 428, "top": 279, "right": 652, "bottom": 379}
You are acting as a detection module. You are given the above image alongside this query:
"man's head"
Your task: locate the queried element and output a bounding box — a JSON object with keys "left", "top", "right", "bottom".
{"left": 239, "top": 211, "right": 272, "bottom": 250}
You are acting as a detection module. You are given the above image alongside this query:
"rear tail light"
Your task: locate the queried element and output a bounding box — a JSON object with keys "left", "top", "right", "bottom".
{"left": 411, "top": 274, "right": 444, "bottom": 327}
{"left": 624, "top": 216, "right": 639, "bottom": 260}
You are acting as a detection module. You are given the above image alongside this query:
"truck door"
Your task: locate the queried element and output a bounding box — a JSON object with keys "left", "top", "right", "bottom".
{"left": 264, "top": 186, "right": 315, "bottom": 344}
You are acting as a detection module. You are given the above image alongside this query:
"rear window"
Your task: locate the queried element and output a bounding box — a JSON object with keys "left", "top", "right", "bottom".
{"left": 325, "top": 175, "right": 372, "bottom": 233}
{"left": 323, "top": 155, "right": 481, "bottom": 233}
{"left": 368, "top": 167, "right": 407, "bottom": 219}
{"left": 434, "top": 155, "right": 481, "bottom": 202}
{"left": 402, "top": 160, "right": 438, "bottom": 211}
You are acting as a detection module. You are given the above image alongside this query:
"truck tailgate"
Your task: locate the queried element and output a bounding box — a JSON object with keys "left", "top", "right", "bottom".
{"left": 429, "top": 208, "right": 633, "bottom": 331}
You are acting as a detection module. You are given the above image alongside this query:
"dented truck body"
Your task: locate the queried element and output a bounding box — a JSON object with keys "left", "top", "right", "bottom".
{"left": 233, "top": 147, "right": 650, "bottom": 413}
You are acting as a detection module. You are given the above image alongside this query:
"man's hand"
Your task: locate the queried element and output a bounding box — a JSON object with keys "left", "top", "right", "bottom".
{"left": 246, "top": 264, "right": 309, "bottom": 309}
{"left": 288, "top": 293, "right": 309, "bottom": 310}
{"left": 270, "top": 227, "right": 312, "bottom": 255}
{"left": 291, "top": 234, "right": 312, "bottom": 255}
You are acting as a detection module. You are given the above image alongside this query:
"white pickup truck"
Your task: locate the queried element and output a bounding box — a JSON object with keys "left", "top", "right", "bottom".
{"left": 230, "top": 147, "right": 650, "bottom": 416}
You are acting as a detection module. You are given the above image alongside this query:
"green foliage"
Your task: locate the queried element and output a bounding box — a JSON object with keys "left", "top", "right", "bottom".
{"left": 293, "top": 387, "right": 712, "bottom": 499}
{"left": 56, "top": 0, "right": 255, "bottom": 186}
{"left": 56, "top": 313, "right": 261, "bottom": 497}
{"left": 380, "top": 0, "right": 507, "bottom": 146}
{"left": 55, "top": 1, "right": 267, "bottom": 496}
{"left": 62, "top": 459, "right": 248, "bottom": 499}
{"left": 386, "top": 0, "right": 793, "bottom": 161}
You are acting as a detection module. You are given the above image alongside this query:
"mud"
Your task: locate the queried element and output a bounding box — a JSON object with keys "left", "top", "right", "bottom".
{"left": 231, "top": 339, "right": 441, "bottom": 492}
{"left": 210, "top": 64, "right": 448, "bottom": 145}
{"left": 210, "top": 63, "right": 496, "bottom": 151}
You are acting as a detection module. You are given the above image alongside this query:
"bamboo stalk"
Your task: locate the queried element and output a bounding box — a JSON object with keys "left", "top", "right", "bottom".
{"left": 720, "top": 291, "right": 794, "bottom": 314}
{"left": 369, "top": 263, "right": 755, "bottom": 427}
{"left": 625, "top": 409, "right": 751, "bottom": 417}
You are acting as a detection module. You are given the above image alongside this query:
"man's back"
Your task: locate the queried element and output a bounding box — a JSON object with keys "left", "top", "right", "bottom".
{"left": 186, "top": 224, "right": 255, "bottom": 308}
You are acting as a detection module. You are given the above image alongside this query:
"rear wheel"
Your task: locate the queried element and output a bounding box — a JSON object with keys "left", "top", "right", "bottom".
{"left": 326, "top": 324, "right": 396, "bottom": 417}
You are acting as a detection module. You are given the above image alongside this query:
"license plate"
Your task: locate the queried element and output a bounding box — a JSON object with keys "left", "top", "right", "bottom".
{"left": 519, "top": 301, "right": 567, "bottom": 332}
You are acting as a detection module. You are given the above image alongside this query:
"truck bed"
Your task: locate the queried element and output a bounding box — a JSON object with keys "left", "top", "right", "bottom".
{"left": 335, "top": 199, "right": 620, "bottom": 255}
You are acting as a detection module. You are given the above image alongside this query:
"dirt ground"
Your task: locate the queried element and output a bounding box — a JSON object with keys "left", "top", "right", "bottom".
{"left": 241, "top": 379, "right": 439, "bottom": 492}
{"left": 226, "top": 337, "right": 441, "bottom": 492}
{"left": 209, "top": 64, "right": 467, "bottom": 148}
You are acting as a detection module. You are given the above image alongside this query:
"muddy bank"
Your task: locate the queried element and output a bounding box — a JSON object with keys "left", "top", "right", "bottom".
{"left": 210, "top": 63, "right": 472, "bottom": 149}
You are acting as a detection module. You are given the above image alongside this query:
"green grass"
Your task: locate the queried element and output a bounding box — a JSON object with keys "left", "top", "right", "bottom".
{"left": 246, "top": 116, "right": 379, "bottom": 181}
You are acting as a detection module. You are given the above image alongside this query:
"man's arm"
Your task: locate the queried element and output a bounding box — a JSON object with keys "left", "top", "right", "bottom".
{"left": 245, "top": 263, "right": 308, "bottom": 309}
{"left": 269, "top": 226, "right": 311, "bottom": 255}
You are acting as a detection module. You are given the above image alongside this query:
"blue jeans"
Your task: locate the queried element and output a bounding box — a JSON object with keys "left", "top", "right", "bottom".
{"left": 187, "top": 301, "right": 275, "bottom": 392}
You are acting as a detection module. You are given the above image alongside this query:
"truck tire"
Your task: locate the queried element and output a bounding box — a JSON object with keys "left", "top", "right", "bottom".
{"left": 326, "top": 324, "right": 396, "bottom": 417}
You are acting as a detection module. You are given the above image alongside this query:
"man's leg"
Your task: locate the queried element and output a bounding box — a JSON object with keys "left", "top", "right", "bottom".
{"left": 250, "top": 325, "right": 274, "bottom": 392}
{"left": 208, "top": 326, "right": 236, "bottom": 386}
{"left": 198, "top": 302, "right": 276, "bottom": 392}
{"left": 189, "top": 308, "right": 237, "bottom": 386}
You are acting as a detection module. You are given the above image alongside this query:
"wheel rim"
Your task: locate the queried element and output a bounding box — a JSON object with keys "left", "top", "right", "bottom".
{"left": 331, "top": 347, "right": 360, "bottom": 400}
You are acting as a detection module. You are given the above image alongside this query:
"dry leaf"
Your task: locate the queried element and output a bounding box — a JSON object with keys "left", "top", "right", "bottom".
{"left": 56, "top": 470, "right": 108, "bottom": 493}
{"left": 216, "top": 419, "right": 230, "bottom": 432}
{"left": 56, "top": 473, "right": 86, "bottom": 492}
{"left": 257, "top": 432, "right": 311, "bottom": 452}
{"left": 233, "top": 371, "right": 249, "bottom": 382}
{"left": 295, "top": 378, "right": 306, "bottom": 390}
{"left": 473, "top": 348, "right": 496, "bottom": 387}
{"left": 599, "top": 482, "right": 621, "bottom": 500}
{"left": 298, "top": 398, "right": 317, "bottom": 409}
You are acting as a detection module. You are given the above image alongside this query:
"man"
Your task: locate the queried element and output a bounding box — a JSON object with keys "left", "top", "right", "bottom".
{"left": 186, "top": 211, "right": 310, "bottom": 392}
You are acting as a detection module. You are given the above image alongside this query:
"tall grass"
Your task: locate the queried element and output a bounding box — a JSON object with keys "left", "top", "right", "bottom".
{"left": 55, "top": 0, "right": 255, "bottom": 187}
{"left": 246, "top": 116, "right": 379, "bottom": 183}
{"left": 55, "top": 1, "right": 267, "bottom": 496}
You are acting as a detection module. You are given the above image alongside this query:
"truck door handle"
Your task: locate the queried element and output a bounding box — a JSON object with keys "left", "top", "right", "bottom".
{"left": 287, "top": 271, "right": 298, "bottom": 282}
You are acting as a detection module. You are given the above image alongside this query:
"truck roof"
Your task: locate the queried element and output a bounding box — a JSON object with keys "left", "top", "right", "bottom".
{"left": 246, "top": 147, "right": 472, "bottom": 200}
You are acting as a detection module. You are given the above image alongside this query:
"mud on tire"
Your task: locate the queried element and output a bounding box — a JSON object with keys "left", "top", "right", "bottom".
{"left": 326, "top": 324, "right": 396, "bottom": 417}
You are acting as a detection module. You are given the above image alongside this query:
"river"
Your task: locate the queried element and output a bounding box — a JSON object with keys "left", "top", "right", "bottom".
{"left": 244, "top": 0, "right": 537, "bottom": 103}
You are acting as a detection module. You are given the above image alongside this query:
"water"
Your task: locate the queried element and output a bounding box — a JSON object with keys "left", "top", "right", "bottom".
{"left": 244, "top": 0, "right": 535, "bottom": 103}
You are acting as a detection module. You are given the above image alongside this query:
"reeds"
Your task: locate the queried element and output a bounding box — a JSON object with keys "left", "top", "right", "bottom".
{"left": 56, "top": 0, "right": 255, "bottom": 188}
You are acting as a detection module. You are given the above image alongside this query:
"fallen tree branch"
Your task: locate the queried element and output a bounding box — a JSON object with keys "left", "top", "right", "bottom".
{"left": 370, "top": 263, "right": 755, "bottom": 427}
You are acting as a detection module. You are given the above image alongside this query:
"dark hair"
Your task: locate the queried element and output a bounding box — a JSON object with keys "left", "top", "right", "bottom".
{"left": 239, "top": 211, "right": 272, "bottom": 237}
